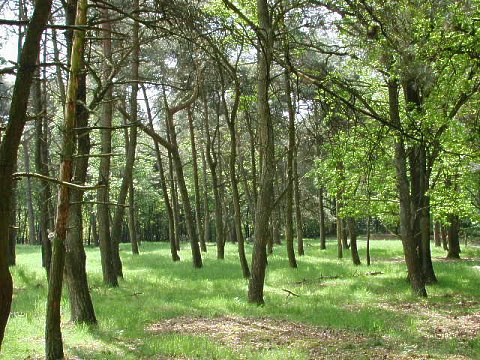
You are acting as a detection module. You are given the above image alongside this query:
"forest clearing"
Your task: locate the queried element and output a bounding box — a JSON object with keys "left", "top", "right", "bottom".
{"left": 4, "top": 240, "right": 480, "bottom": 359}
{"left": 0, "top": 0, "right": 479, "bottom": 359}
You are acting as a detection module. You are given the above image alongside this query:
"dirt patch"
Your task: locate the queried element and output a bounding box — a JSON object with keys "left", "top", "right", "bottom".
{"left": 147, "top": 316, "right": 466, "bottom": 359}
{"left": 378, "top": 301, "right": 480, "bottom": 341}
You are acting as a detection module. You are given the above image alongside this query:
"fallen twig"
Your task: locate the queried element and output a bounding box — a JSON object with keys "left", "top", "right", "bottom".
{"left": 282, "top": 288, "right": 300, "bottom": 297}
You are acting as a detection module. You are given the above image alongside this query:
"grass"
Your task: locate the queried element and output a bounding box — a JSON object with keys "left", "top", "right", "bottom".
{"left": 4, "top": 238, "right": 480, "bottom": 359}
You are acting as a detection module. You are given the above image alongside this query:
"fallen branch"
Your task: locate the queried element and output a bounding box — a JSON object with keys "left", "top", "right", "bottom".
{"left": 365, "top": 271, "right": 384, "bottom": 276}
{"left": 282, "top": 289, "right": 300, "bottom": 297}
{"left": 13, "top": 172, "right": 104, "bottom": 191}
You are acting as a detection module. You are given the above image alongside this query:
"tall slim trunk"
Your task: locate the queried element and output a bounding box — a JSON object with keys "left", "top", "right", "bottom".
{"left": 97, "top": 7, "right": 118, "bottom": 286}
{"left": 366, "top": 215, "right": 371, "bottom": 266}
{"left": 434, "top": 221, "right": 441, "bottom": 247}
{"left": 142, "top": 87, "right": 179, "bottom": 261}
{"left": 441, "top": 224, "right": 448, "bottom": 250}
{"left": 389, "top": 79, "right": 426, "bottom": 297}
{"left": 293, "top": 155, "right": 304, "bottom": 256}
{"left": 127, "top": 0, "right": 140, "bottom": 255}
{"left": 284, "top": 68, "right": 297, "bottom": 267}
{"left": 62, "top": 0, "right": 96, "bottom": 325}
{"left": 0, "top": 0, "right": 53, "bottom": 349}
{"left": 168, "top": 152, "right": 181, "bottom": 250}
{"left": 319, "top": 187, "right": 326, "bottom": 250}
{"left": 347, "top": 218, "right": 361, "bottom": 265}
{"left": 201, "top": 149, "right": 211, "bottom": 245}
{"left": 335, "top": 198, "right": 343, "bottom": 259}
{"left": 224, "top": 82, "right": 250, "bottom": 277}
{"left": 46, "top": 0, "right": 86, "bottom": 357}
{"left": 22, "top": 141, "right": 36, "bottom": 245}
{"left": 248, "top": 0, "right": 274, "bottom": 304}
{"left": 188, "top": 107, "right": 206, "bottom": 252}
{"left": 204, "top": 97, "right": 225, "bottom": 259}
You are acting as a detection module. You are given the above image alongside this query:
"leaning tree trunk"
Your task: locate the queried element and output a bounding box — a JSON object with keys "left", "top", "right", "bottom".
{"left": 248, "top": 0, "right": 275, "bottom": 304}
{"left": 143, "top": 87, "right": 179, "bottom": 261}
{"left": 46, "top": 0, "right": 87, "bottom": 357}
{"left": 0, "top": 0, "right": 53, "bottom": 349}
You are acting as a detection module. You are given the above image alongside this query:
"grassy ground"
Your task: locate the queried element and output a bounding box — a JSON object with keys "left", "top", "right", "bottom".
{"left": 4, "top": 238, "right": 480, "bottom": 359}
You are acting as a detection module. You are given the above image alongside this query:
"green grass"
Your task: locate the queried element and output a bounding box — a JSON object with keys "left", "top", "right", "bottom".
{"left": 4, "top": 239, "right": 480, "bottom": 359}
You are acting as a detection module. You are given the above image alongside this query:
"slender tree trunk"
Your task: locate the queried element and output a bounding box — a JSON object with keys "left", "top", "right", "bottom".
{"left": 319, "top": 187, "right": 326, "bottom": 250}
{"left": 46, "top": 0, "right": 86, "bottom": 357}
{"left": 0, "top": 0, "right": 53, "bottom": 349}
{"left": 293, "top": 155, "right": 304, "bottom": 256}
{"left": 284, "top": 69, "right": 297, "bottom": 268}
{"left": 201, "top": 149, "right": 211, "bottom": 245}
{"left": 142, "top": 86, "right": 179, "bottom": 261}
{"left": 128, "top": 183, "right": 139, "bottom": 254}
{"left": 248, "top": 0, "right": 274, "bottom": 304}
{"left": 188, "top": 107, "right": 206, "bottom": 252}
{"left": 22, "top": 141, "right": 36, "bottom": 245}
{"left": 347, "top": 218, "right": 361, "bottom": 265}
{"left": 366, "top": 215, "right": 371, "bottom": 266}
{"left": 447, "top": 214, "right": 461, "bottom": 259}
{"left": 204, "top": 97, "right": 225, "bottom": 259}
{"left": 224, "top": 81, "right": 250, "bottom": 277}
{"left": 168, "top": 152, "right": 181, "bottom": 251}
{"left": 434, "top": 221, "right": 441, "bottom": 247}
{"left": 97, "top": 7, "right": 118, "bottom": 286}
{"left": 335, "top": 198, "right": 343, "bottom": 259}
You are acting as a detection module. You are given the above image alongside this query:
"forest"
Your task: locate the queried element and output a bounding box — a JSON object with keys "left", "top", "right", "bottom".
{"left": 0, "top": 0, "right": 479, "bottom": 359}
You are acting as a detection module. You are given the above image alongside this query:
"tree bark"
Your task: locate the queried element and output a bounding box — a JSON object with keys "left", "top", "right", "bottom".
{"left": 335, "top": 198, "right": 343, "bottom": 259}
{"left": 96, "top": 7, "right": 118, "bottom": 286}
{"left": 0, "top": 0, "right": 53, "bottom": 349}
{"left": 248, "top": 0, "right": 274, "bottom": 304}
{"left": 389, "top": 79, "right": 426, "bottom": 297}
{"left": 347, "top": 218, "right": 361, "bottom": 265}
{"left": 293, "top": 154, "right": 304, "bottom": 256}
{"left": 22, "top": 141, "right": 36, "bottom": 245}
{"left": 319, "top": 187, "right": 326, "bottom": 250}
{"left": 46, "top": 0, "right": 86, "bottom": 357}
{"left": 447, "top": 214, "right": 461, "bottom": 259}
{"left": 188, "top": 107, "right": 206, "bottom": 252}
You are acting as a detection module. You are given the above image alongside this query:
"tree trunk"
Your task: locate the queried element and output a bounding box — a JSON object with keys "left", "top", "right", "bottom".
{"left": 201, "top": 149, "right": 211, "bottom": 245}
{"left": 389, "top": 79, "right": 426, "bottom": 297}
{"left": 441, "top": 224, "right": 448, "bottom": 251}
{"left": 168, "top": 151, "right": 181, "bottom": 251}
{"left": 128, "top": 183, "right": 139, "bottom": 254}
{"left": 447, "top": 214, "right": 461, "bottom": 259}
{"left": 366, "top": 216, "right": 371, "bottom": 266}
{"left": 347, "top": 218, "right": 361, "bottom": 265}
{"left": 248, "top": 0, "right": 274, "bottom": 304}
{"left": 434, "top": 221, "right": 441, "bottom": 247}
{"left": 46, "top": 0, "right": 86, "bottom": 357}
{"left": 188, "top": 107, "right": 206, "bottom": 252}
{"left": 96, "top": 7, "right": 119, "bottom": 286}
{"left": 284, "top": 68, "right": 297, "bottom": 268}
{"left": 143, "top": 86, "right": 179, "bottom": 261}
{"left": 0, "top": 0, "right": 53, "bottom": 349}
{"left": 22, "top": 141, "right": 36, "bottom": 245}
{"left": 335, "top": 198, "right": 343, "bottom": 259}
{"left": 293, "top": 155, "right": 304, "bottom": 256}
{"left": 319, "top": 187, "right": 326, "bottom": 250}
{"left": 204, "top": 97, "right": 225, "bottom": 259}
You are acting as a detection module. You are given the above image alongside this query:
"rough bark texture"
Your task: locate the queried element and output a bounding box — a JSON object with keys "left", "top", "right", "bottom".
{"left": 389, "top": 79, "right": 427, "bottom": 297}
{"left": 248, "top": 0, "right": 274, "bottom": 304}
{"left": 97, "top": 8, "right": 119, "bottom": 286}
{"left": 0, "top": 0, "right": 53, "bottom": 349}
{"left": 46, "top": 1, "right": 86, "bottom": 357}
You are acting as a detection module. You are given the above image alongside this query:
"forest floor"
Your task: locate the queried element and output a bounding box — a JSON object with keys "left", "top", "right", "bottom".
{"left": 5, "top": 239, "right": 480, "bottom": 359}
